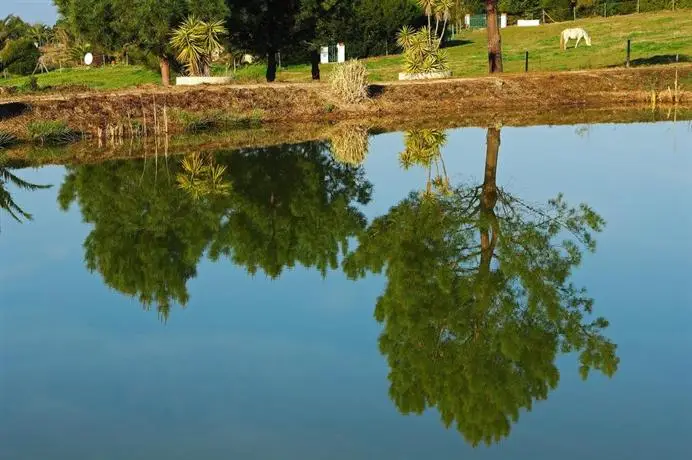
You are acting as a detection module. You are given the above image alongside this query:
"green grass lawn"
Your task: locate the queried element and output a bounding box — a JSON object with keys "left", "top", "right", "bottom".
{"left": 1, "top": 9, "right": 689, "bottom": 91}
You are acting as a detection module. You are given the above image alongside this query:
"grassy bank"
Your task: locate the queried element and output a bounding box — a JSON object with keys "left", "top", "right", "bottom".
{"left": 1, "top": 66, "right": 689, "bottom": 145}
{"left": 0, "top": 10, "right": 689, "bottom": 92}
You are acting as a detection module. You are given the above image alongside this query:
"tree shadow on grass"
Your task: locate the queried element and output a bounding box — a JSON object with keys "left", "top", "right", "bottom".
{"left": 623, "top": 54, "right": 690, "bottom": 67}
{"left": 444, "top": 39, "right": 473, "bottom": 48}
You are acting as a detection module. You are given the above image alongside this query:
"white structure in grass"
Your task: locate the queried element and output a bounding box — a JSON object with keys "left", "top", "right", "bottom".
{"left": 320, "top": 43, "right": 346, "bottom": 64}
{"left": 464, "top": 13, "right": 508, "bottom": 28}
{"left": 517, "top": 19, "right": 540, "bottom": 27}
{"left": 84, "top": 52, "right": 93, "bottom": 65}
{"left": 176, "top": 76, "right": 233, "bottom": 86}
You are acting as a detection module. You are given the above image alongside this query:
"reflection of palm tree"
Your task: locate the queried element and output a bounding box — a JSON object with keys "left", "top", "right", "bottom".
{"left": 344, "top": 127, "right": 618, "bottom": 447}
{"left": 399, "top": 129, "right": 450, "bottom": 197}
{"left": 176, "top": 152, "right": 231, "bottom": 200}
{"left": 0, "top": 164, "right": 51, "bottom": 231}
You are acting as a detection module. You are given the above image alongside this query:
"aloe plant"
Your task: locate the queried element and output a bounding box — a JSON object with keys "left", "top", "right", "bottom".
{"left": 171, "top": 16, "right": 226, "bottom": 77}
{"left": 397, "top": 0, "right": 452, "bottom": 74}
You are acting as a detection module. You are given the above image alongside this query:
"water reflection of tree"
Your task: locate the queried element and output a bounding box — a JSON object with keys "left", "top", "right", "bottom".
{"left": 58, "top": 159, "right": 221, "bottom": 321}
{"left": 0, "top": 160, "right": 51, "bottom": 231}
{"left": 209, "top": 141, "right": 372, "bottom": 278}
{"left": 399, "top": 129, "right": 451, "bottom": 196}
{"left": 58, "top": 141, "right": 372, "bottom": 319}
{"left": 344, "top": 127, "right": 619, "bottom": 446}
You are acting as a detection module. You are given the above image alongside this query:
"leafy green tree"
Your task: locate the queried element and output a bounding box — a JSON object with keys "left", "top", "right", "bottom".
{"left": 58, "top": 158, "right": 223, "bottom": 321}
{"left": 0, "top": 38, "right": 40, "bottom": 75}
{"left": 226, "top": 0, "right": 302, "bottom": 82}
{"left": 344, "top": 127, "right": 618, "bottom": 446}
{"left": 208, "top": 141, "right": 372, "bottom": 278}
{"left": 0, "top": 15, "right": 30, "bottom": 50}
{"left": 54, "top": 0, "right": 228, "bottom": 85}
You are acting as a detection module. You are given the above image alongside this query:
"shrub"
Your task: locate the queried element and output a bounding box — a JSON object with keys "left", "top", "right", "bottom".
{"left": 27, "top": 121, "right": 80, "bottom": 145}
{"left": 0, "top": 39, "right": 40, "bottom": 76}
{"left": 330, "top": 59, "right": 369, "bottom": 104}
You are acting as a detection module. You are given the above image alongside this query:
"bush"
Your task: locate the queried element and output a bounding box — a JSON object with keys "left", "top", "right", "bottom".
{"left": 27, "top": 121, "right": 81, "bottom": 145}
{"left": 330, "top": 59, "right": 369, "bottom": 104}
{"left": 0, "top": 39, "right": 40, "bottom": 76}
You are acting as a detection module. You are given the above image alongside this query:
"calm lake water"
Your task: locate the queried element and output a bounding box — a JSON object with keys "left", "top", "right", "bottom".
{"left": 1, "top": 121, "right": 691, "bottom": 459}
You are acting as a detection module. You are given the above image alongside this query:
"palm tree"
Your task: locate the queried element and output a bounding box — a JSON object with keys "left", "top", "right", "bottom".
{"left": 418, "top": 0, "right": 436, "bottom": 33}
{"left": 171, "top": 16, "right": 226, "bottom": 77}
{"left": 435, "top": 0, "right": 454, "bottom": 46}
{"left": 29, "top": 24, "right": 50, "bottom": 47}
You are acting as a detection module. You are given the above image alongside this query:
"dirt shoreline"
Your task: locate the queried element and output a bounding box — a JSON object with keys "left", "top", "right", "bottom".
{"left": 1, "top": 65, "right": 690, "bottom": 143}
{"left": 3, "top": 104, "right": 690, "bottom": 167}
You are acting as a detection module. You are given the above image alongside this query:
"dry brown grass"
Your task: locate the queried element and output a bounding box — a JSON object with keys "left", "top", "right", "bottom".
{"left": 0, "top": 65, "right": 689, "bottom": 144}
{"left": 330, "top": 60, "right": 369, "bottom": 104}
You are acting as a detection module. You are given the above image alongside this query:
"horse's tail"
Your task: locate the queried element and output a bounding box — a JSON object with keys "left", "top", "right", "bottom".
{"left": 560, "top": 32, "right": 564, "bottom": 50}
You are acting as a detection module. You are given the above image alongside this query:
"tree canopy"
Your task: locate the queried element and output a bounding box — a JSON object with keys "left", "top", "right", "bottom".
{"left": 54, "top": 0, "right": 229, "bottom": 84}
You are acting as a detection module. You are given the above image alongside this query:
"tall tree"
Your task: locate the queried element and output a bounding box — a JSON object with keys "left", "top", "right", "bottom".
{"left": 344, "top": 128, "right": 618, "bottom": 445}
{"left": 486, "top": 0, "right": 503, "bottom": 72}
{"left": 226, "top": 0, "right": 301, "bottom": 82}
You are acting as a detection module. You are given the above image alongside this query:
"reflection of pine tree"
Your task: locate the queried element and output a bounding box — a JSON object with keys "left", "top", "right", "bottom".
{"left": 209, "top": 141, "right": 372, "bottom": 278}
{"left": 58, "top": 159, "right": 222, "bottom": 321}
{"left": 0, "top": 161, "right": 51, "bottom": 231}
{"left": 344, "top": 128, "right": 618, "bottom": 446}
{"left": 58, "top": 141, "right": 372, "bottom": 319}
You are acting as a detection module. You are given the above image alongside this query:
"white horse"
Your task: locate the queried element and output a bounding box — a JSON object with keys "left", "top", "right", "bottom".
{"left": 560, "top": 28, "right": 592, "bottom": 50}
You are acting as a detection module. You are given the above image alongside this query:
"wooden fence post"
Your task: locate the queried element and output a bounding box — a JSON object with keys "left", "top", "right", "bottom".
{"left": 626, "top": 40, "right": 631, "bottom": 68}
{"left": 525, "top": 51, "right": 529, "bottom": 72}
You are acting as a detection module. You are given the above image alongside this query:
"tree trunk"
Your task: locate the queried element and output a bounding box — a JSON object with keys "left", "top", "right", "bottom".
{"left": 485, "top": 0, "right": 503, "bottom": 73}
{"left": 479, "top": 127, "right": 501, "bottom": 277}
{"left": 159, "top": 57, "right": 171, "bottom": 86}
{"left": 266, "top": 49, "right": 277, "bottom": 82}
{"left": 310, "top": 49, "right": 320, "bottom": 80}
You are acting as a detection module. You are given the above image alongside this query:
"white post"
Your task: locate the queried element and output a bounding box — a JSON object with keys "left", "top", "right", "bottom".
{"left": 464, "top": 14, "right": 470, "bottom": 28}
{"left": 337, "top": 43, "right": 346, "bottom": 63}
{"left": 500, "top": 13, "right": 507, "bottom": 29}
{"left": 320, "top": 46, "right": 329, "bottom": 64}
